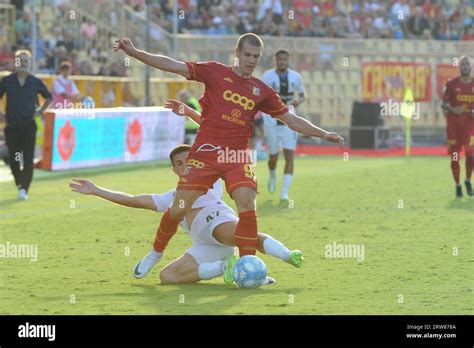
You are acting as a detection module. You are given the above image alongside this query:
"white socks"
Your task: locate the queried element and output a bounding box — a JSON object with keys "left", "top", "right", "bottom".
{"left": 263, "top": 237, "right": 291, "bottom": 262}
{"left": 269, "top": 169, "right": 276, "bottom": 180}
{"left": 198, "top": 260, "right": 224, "bottom": 280}
{"left": 150, "top": 250, "right": 163, "bottom": 259}
{"left": 280, "top": 173, "right": 293, "bottom": 198}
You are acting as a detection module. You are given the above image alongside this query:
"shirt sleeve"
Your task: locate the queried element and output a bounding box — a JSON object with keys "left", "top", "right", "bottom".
{"left": 53, "top": 79, "right": 65, "bottom": 94}
{"left": 38, "top": 78, "right": 52, "bottom": 99}
{"left": 71, "top": 81, "right": 79, "bottom": 96}
{"left": 259, "top": 87, "right": 289, "bottom": 117}
{"left": 151, "top": 190, "right": 175, "bottom": 212}
{"left": 295, "top": 73, "right": 305, "bottom": 94}
{"left": 184, "top": 61, "right": 219, "bottom": 84}
{"left": 442, "top": 80, "right": 453, "bottom": 103}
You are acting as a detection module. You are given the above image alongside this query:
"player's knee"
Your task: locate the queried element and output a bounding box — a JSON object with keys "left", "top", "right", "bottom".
{"left": 159, "top": 269, "right": 178, "bottom": 284}
{"left": 236, "top": 199, "right": 256, "bottom": 212}
{"left": 169, "top": 205, "right": 187, "bottom": 221}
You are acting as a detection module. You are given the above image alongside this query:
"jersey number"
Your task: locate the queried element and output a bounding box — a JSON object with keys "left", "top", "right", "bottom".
{"left": 244, "top": 164, "right": 255, "bottom": 180}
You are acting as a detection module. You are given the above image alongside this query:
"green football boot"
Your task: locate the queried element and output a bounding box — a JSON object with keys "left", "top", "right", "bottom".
{"left": 288, "top": 250, "right": 304, "bottom": 268}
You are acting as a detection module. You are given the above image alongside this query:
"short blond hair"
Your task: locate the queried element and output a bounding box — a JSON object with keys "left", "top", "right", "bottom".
{"left": 14, "top": 49, "right": 32, "bottom": 59}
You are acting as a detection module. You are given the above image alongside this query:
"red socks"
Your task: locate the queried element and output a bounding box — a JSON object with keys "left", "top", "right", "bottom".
{"left": 153, "top": 209, "right": 180, "bottom": 252}
{"left": 235, "top": 210, "right": 258, "bottom": 257}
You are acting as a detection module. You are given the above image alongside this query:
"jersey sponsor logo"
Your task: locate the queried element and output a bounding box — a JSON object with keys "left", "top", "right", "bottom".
{"left": 456, "top": 95, "right": 474, "bottom": 103}
{"left": 223, "top": 77, "right": 233, "bottom": 83}
{"left": 186, "top": 158, "right": 205, "bottom": 169}
{"left": 231, "top": 109, "right": 241, "bottom": 118}
{"left": 253, "top": 87, "right": 260, "bottom": 96}
{"left": 222, "top": 113, "right": 246, "bottom": 126}
{"left": 223, "top": 90, "right": 255, "bottom": 111}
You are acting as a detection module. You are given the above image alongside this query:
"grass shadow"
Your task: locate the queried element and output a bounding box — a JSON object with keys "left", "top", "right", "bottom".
{"left": 129, "top": 282, "right": 302, "bottom": 315}
{"left": 447, "top": 197, "right": 474, "bottom": 211}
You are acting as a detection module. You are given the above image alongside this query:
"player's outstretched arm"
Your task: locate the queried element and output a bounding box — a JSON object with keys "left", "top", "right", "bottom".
{"left": 69, "top": 179, "right": 157, "bottom": 210}
{"left": 113, "top": 38, "right": 190, "bottom": 79}
{"left": 164, "top": 99, "right": 202, "bottom": 125}
{"left": 277, "top": 110, "right": 345, "bottom": 148}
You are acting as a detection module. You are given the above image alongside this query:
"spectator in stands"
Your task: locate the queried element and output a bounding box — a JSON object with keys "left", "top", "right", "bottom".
{"left": 407, "top": 6, "right": 430, "bottom": 39}
{"left": 0, "top": 43, "right": 14, "bottom": 72}
{"left": 463, "top": 26, "right": 474, "bottom": 40}
{"left": 207, "top": 16, "right": 226, "bottom": 35}
{"left": 15, "top": 10, "right": 32, "bottom": 46}
{"left": 372, "top": 9, "right": 393, "bottom": 39}
{"left": 52, "top": 61, "right": 80, "bottom": 109}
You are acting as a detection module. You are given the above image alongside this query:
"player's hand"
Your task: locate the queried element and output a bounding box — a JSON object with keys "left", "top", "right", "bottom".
{"left": 289, "top": 99, "right": 300, "bottom": 108}
{"left": 164, "top": 99, "right": 192, "bottom": 117}
{"left": 69, "top": 179, "right": 97, "bottom": 195}
{"left": 324, "top": 132, "right": 345, "bottom": 148}
{"left": 452, "top": 106, "right": 464, "bottom": 115}
{"left": 113, "top": 38, "right": 138, "bottom": 57}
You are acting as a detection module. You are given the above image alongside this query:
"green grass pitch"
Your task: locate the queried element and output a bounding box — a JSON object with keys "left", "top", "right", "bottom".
{"left": 0, "top": 156, "right": 472, "bottom": 315}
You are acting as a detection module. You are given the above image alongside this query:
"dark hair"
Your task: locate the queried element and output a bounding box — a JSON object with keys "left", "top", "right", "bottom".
{"left": 275, "top": 49, "right": 289, "bottom": 57}
{"left": 169, "top": 144, "right": 191, "bottom": 165}
{"left": 237, "top": 33, "right": 264, "bottom": 50}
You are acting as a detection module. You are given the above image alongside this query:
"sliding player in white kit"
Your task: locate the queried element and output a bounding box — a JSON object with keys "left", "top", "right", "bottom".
{"left": 261, "top": 50, "right": 305, "bottom": 201}
{"left": 69, "top": 144, "right": 303, "bottom": 285}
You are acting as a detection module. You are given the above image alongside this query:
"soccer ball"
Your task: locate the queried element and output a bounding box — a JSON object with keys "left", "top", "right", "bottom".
{"left": 233, "top": 255, "right": 267, "bottom": 289}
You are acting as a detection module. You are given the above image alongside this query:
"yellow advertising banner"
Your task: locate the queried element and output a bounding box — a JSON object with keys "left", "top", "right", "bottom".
{"left": 362, "top": 62, "right": 432, "bottom": 102}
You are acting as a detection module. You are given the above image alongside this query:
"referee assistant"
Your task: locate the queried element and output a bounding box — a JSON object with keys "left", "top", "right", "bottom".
{"left": 0, "top": 50, "right": 52, "bottom": 200}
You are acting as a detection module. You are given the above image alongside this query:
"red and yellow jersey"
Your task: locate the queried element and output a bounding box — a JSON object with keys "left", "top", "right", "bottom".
{"left": 185, "top": 61, "right": 289, "bottom": 150}
{"left": 443, "top": 76, "right": 474, "bottom": 118}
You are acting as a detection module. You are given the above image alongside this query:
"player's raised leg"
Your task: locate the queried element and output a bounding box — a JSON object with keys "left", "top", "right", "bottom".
{"left": 133, "top": 189, "right": 203, "bottom": 279}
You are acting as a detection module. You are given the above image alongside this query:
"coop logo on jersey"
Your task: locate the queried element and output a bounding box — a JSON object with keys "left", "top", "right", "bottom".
{"left": 126, "top": 118, "right": 142, "bottom": 155}
{"left": 57, "top": 120, "right": 75, "bottom": 161}
{"left": 187, "top": 159, "right": 205, "bottom": 169}
{"left": 456, "top": 95, "right": 474, "bottom": 103}
{"left": 223, "top": 90, "right": 255, "bottom": 111}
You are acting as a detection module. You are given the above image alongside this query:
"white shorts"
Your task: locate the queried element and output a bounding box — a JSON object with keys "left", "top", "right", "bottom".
{"left": 186, "top": 202, "right": 237, "bottom": 264}
{"left": 265, "top": 123, "right": 298, "bottom": 155}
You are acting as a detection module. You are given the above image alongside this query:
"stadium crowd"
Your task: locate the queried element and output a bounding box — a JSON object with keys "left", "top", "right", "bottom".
{"left": 0, "top": 0, "right": 473, "bottom": 74}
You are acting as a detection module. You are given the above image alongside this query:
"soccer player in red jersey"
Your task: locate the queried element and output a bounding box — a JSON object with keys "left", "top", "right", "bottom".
{"left": 442, "top": 56, "right": 474, "bottom": 198}
{"left": 113, "top": 33, "right": 344, "bottom": 282}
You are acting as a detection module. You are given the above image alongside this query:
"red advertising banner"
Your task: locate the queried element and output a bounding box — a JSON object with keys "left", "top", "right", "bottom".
{"left": 436, "top": 64, "right": 459, "bottom": 97}
{"left": 362, "top": 62, "right": 432, "bottom": 102}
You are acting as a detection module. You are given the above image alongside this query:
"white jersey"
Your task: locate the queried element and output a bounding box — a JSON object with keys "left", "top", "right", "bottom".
{"left": 261, "top": 68, "right": 305, "bottom": 126}
{"left": 151, "top": 179, "right": 228, "bottom": 235}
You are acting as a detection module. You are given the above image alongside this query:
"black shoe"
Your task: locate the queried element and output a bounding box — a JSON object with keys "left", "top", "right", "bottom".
{"left": 465, "top": 180, "right": 472, "bottom": 196}
{"left": 456, "top": 185, "right": 463, "bottom": 198}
